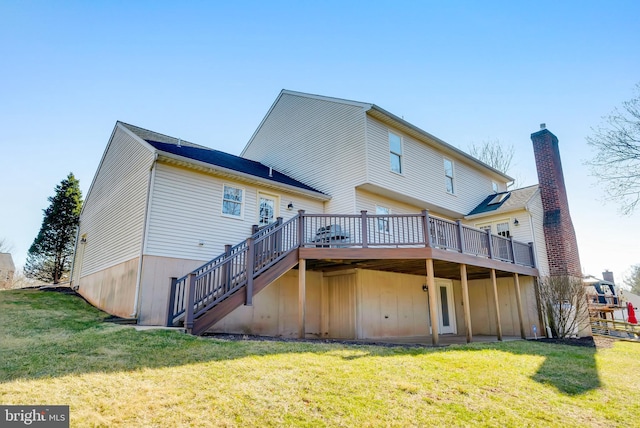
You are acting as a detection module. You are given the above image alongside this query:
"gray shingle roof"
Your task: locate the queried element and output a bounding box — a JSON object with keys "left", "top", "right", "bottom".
{"left": 467, "top": 185, "right": 539, "bottom": 216}
{"left": 120, "top": 122, "right": 326, "bottom": 196}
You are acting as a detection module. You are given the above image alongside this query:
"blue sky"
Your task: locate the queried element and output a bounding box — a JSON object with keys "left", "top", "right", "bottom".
{"left": 1, "top": 1, "right": 639, "bottom": 284}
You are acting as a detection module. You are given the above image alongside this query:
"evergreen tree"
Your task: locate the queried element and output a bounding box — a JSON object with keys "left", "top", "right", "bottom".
{"left": 25, "top": 173, "right": 82, "bottom": 284}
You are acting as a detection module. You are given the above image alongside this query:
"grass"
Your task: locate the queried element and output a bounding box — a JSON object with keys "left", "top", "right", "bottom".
{"left": 1, "top": 290, "right": 639, "bottom": 427}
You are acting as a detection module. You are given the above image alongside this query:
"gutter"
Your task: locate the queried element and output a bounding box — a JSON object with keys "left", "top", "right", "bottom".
{"left": 130, "top": 153, "right": 158, "bottom": 319}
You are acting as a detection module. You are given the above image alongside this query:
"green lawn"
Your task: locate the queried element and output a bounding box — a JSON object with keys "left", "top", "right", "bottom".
{"left": 1, "top": 289, "right": 639, "bottom": 427}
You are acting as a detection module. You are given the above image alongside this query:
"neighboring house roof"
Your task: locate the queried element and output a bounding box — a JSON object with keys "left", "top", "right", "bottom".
{"left": 0, "top": 253, "right": 15, "bottom": 271}
{"left": 243, "top": 89, "right": 513, "bottom": 182}
{"left": 466, "top": 184, "right": 540, "bottom": 217}
{"left": 145, "top": 139, "right": 325, "bottom": 194}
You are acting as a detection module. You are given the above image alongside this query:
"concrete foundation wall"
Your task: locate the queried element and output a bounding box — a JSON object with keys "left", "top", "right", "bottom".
{"left": 138, "top": 255, "right": 208, "bottom": 326}
{"left": 76, "top": 257, "right": 139, "bottom": 319}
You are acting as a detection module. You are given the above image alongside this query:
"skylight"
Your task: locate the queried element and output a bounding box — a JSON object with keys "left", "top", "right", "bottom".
{"left": 488, "top": 193, "right": 509, "bottom": 205}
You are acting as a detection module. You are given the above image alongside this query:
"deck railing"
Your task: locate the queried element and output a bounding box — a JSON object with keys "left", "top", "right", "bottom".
{"left": 167, "top": 210, "right": 536, "bottom": 327}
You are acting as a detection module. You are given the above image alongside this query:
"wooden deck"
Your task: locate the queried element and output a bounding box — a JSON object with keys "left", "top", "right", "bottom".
{"left": 168, "top": 210, "right": 538, "bottom": 337}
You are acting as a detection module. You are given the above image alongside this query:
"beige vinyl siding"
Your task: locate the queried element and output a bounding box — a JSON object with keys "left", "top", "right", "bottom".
{"left": 527, "top": 192, "right": 550, "bottom": 277}
{"left": 77, "top": 126, "right": 154, "bottom": 277}
{"left": 355, "top": 188, "right": 423, "bottom": 215}
{"left": 208, "top": 270, "right": 323, "bottom": 338}
{"left": 144, "top": 162, "right": 324, "bottom": 260}
{"left": 242, "top": 92, "right": 367, "bottom": 214}
{"left": 468, "top": 276, "right": 540, "bottom": 337}
{"left": 365, "top": 116, "right": 495, "bottom": 216}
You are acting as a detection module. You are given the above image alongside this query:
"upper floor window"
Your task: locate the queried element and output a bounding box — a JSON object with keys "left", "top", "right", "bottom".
{"left": 222, "top": 185, "right": 244, "bottom": 218}
{"left": 376, "top": 205, "right": 390, "bottom": 233}
{"left": 444, "top": 158, "right": 454, "bottom": 194}
{"left": 389, "top": 132, "right": 402, "bottom": 174}
{"left": 492, "top": 181, "right": 499, "bottom": 193}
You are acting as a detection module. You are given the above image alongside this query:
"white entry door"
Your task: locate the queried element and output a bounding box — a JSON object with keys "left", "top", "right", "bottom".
{"left": 429, "top": 279, "right": 457, "bottom": 335}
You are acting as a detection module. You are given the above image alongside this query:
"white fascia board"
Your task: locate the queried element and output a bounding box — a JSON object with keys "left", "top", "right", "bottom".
{"left": 156, "top": 152, "right": 331, "bottom": 202}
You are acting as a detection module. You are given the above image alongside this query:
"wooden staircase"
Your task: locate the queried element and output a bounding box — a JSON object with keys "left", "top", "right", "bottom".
{"left": 166, "top": 215, "right": 302, "bottom": 335}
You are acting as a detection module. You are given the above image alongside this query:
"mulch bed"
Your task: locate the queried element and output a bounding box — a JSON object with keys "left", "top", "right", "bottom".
{"left": 529, "top": 336, "right": 615, "bottom": 349}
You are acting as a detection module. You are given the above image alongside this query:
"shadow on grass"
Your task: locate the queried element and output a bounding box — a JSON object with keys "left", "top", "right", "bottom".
{"left": 463, "top": 340, "right": 601, "bottom": 395}
{"left": 0, "top": 289, "right": 601, "bottom": 396}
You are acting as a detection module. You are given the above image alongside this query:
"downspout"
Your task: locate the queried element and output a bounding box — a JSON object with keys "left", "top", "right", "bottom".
{"left": 69, "top": 224, "right": 81, "bottom": 290}
{"left": 130, "top": 153, "right": 158, "bottom": 319}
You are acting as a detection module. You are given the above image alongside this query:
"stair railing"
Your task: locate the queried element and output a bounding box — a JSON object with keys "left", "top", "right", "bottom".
{"left": 167, "top": 214, "right": 301, "bottom": 326}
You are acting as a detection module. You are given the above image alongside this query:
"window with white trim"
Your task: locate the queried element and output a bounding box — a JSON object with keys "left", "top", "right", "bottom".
{"left": 444, "top": 158, "right": 454, "bottom": 194}
{"left": 258, "top": 192, "right": 279, "bottom": 227}
{"left": 389, "top": 132, "right": 402, "bottom": 174}
{"left": 222, "top": 185, "right": 244, "bottom": 218}
{"left": 496, "top": 221, "right": 511, "bottom": 238}
{"left": 476, "top": 220, "right": 511, "bottom": 238}
{"left": 376, "top": 205, "right": 390, "bottom": 233}
{"left": 492, "top": 181, "right": 499, "bottom": 193}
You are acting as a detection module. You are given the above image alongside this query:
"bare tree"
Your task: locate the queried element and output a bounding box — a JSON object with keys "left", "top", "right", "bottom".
{"left": 624, "top": 264, "right": 640, "bottom": 295}
{"left": 469, "top": 139, "right": 515, "bottom": 174}
{"left": 586, "top": 83, "right": 640, "bottom": 215}
{"left": 0, "top": 238, "right": 12, "bottom": 253}
{"left": 538, "top": 276, "right": 589, "bottom": 338}
{"left": 469, "top": 139, "right": 519, "bottom": 188}
{"left": 5, "top": 269, "right": 39, "bottom": 290}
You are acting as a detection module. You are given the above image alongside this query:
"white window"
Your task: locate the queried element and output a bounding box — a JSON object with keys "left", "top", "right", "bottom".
{"left": 222, "top": 185, "right": 243, "bottom": 218}
{"left": 476, "top": 220, "right": 510, "bottom": 238}
{"left": 492, "top": 181, "right": 499, "bottom": 193}
{"left": 479, "top": 225, "right": 492, "bottom": 234}
{"left": 496, "top": 222, "right": 511, "bottom": 238}
{"left": 376, "top": 205, "right": 390, "bottom": 233}
{"left": 258, "top": 192, "right": 278, "bottom": 227}
{"left": 444, "top": 158, "right": 454, "bottom": 194}
{"left": 389, "top": 132, "right": 402, "bottom": 174}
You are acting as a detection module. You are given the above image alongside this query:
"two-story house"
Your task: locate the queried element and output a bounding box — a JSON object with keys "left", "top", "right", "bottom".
{"left": 72, "top": 90, "right": 571, "bottom": 345}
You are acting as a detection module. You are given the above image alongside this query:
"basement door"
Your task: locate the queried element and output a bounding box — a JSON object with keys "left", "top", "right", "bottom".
{"left": 428, "top": 279, "right": 457, "bottom": 335}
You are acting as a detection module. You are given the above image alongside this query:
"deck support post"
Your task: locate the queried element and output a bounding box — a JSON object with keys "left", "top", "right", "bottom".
{"left": 460, "top": 264, "right": 472, "bottom": 343}
{"left": 426, "top": 258, "right": 439, "bottom": 346}
{"left": 298, "top": 259, "right": 306, "bottom": 339}
{"left": 456, "top": 220, "right": 465, "bottom": 253}
{"left": 185, "top": 273, "right": 196, "bottom": 333}
{"left": 490, "top": 269, "right": 503, "bottom": 341}
{"left": 297, "top": 210, "right": 306, "bottom": 247}
{"left": 513, "top": 273, "right": 526, "bottom": 339}
{"left": 361, "top": 210, "right": 368, "bottom": 248}
{"left": 486, "top": 229, "right": 494, "bottom": 259}
{"left": 166, "top": 277, "right": 178, "bottom": 327}
{"left": 422, "top": 210, "right": 431, "bottom": 247}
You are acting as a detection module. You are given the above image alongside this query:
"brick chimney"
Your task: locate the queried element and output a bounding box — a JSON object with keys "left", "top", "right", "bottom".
{"left": 531, "top": 125, "right": 582, "bottom": 278}
{"left": 602, "top": 270, "right": 615, "bottom": 283}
